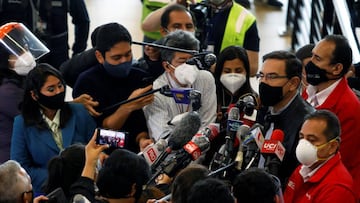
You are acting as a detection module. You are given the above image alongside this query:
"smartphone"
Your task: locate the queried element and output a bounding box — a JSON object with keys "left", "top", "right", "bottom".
{"left": 96, "top": 128, "right": 128, "bottom": 148}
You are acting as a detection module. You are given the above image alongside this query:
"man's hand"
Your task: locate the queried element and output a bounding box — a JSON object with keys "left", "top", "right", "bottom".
{"left": 73, "top": 94, "right": 102, "bottom": 117}
{"left": 124, "top": 85, "right": 154, "bottom": 111}
{"left": 139, "top": 138, "right": 154, "bottom": 152}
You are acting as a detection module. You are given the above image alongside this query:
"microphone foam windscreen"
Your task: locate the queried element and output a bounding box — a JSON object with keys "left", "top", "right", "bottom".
{"left": 271, "top": 129, "right": 285, "bottom": 142}
{"left": 168, "top": 111, "right": 201, "bottom": 150}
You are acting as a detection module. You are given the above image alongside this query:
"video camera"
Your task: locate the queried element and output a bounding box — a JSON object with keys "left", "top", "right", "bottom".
{"left": 189, "top": 1, "right": 212, "bottom": 51}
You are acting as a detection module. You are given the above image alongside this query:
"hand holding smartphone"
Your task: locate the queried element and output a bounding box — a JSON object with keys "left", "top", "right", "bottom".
{"left": 96, "top": 128, "right": 128, "bottom": 148}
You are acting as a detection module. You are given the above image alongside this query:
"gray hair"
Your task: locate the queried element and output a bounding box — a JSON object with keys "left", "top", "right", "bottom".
{"left": 0, "top": 160, "right": 25, "bottom": 203}
{"left": 161, "top": 30, "right": 200, "bottom": 63}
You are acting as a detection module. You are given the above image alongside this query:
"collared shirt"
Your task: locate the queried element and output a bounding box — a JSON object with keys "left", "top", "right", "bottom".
{"left": 42, "top": 110, "right": 63, "bottom": 150}
{"left": 306, "top": 79, "right": 341, "bottom": 107}
{"left": 258, "top": 93, "right": 298, "bottom": 168}
{"left": 299, "top": 154, "right": 334, "bottom": 182}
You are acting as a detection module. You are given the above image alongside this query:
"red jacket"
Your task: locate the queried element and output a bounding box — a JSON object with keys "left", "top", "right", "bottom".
{"left": 303, "top": 77, "right": 360, "bottom": 198}
{"left": 284, "top": 153, "right": 356, "bottom": 203}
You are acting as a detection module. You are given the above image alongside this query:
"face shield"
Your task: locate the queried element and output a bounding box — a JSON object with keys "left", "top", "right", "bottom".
{"left": 0, "top": 22, "right": 49, "bottom": 66}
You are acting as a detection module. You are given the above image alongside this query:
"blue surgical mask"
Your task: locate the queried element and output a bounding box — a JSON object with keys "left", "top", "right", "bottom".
{"left": 103, "top": 60, "right": 132, "bottom": 78}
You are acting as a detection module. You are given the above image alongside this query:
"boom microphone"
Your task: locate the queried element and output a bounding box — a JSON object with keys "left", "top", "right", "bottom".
{"left": 150, "top": 111, "right": 201, "bottom": 173}
{"left": 186, "top": 52, "right": 217, "bottom": 70}
{"left": 102, "top": 85, "right": 171, "bottom": 112}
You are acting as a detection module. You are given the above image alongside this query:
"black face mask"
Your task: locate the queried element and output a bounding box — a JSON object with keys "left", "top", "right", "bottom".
{"left": 259, "top": 82, "right": 284, "bottom": 107}
{"left": 37, "top": 91, "right": 65, "bottom": 110}
{"left": 305, "top": 61, "right": 330, "bottom": 86}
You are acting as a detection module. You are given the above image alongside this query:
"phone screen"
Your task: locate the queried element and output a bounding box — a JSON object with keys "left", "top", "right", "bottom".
{"left": 96, "top": 128, "right": 127, "bottom": 148}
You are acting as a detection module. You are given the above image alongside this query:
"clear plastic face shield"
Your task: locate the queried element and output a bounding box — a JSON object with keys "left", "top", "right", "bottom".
{"left": 0, "top": 22, "right": 49, "bottom": 65}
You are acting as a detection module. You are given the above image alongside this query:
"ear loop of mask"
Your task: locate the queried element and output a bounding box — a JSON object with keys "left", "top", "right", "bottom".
{"left": 315, "top": 137, "right": 338, "bottom": 161}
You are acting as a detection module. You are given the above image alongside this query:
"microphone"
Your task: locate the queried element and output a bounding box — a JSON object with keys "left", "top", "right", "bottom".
{"left": 150, "top": 111, "right": 201, "bottom": 173}
{"left": 261, "top": 129, "right": 285, "bottom": 176}
{"left": 195, "top": 123, "right": 220, "bottom": 141}
{"left": 73, "top": 194, "right": 91, "bottom": 203}
{"left": 208, "top": 107, "right": 241, "bottom": 174}
{"left": 102, "top": 85, "right": 171, "bottom": 112}
{"left": 236, "top": 93, "right": 257, "bottom": 116}
{"left": 234, "top": 125, "right": 250, "bottom": 170}
{"left": 161, "top": 134, "right": 210, "bottom": 177}
{"left": 138, "top": 139, "right": 167, "bottom": 166}
{"left": 186, "top": 52, "right": 217, "bottom": 70}
{"left": 243, "top": 123, "right": 264, "bottom": 169}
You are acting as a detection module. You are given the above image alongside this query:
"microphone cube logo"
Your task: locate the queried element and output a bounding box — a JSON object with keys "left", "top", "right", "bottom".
{"left": 184, "top": 141, "right": 201, "bottom": 160}
{"left": 227, "top": 119, "right": 243, "bottom": 132}
{"left": 261, "top": 140, "right": 285, "bottom": 161}
{"left": 146, "top": 148, "right": 157, "bottom": 162}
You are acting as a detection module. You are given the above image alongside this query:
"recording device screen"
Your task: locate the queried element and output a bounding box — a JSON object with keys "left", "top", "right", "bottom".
{"left": 96, "top": 128, "right": 127, "bottom": 148}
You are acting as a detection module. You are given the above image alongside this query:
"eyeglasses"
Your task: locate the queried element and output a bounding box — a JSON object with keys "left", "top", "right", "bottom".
{"left": 255, "top": 73, "right": 288, "bottom": 81}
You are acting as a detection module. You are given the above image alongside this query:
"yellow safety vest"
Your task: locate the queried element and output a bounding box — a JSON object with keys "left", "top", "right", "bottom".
{"left": 220, "top": 3, "right": 256, "bottom": 51}
{"left": 141, "top": 0, "right": 170, "bottom": 40}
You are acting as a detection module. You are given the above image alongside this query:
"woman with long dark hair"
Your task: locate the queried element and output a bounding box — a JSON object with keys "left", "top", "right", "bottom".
{"left": 10, "top": 63, "right": 96, "bottom": 194}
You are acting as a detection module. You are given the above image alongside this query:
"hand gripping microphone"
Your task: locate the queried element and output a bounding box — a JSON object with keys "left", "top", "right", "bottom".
{"left": 150, "top": 111, "right": 201, "bottom": 173}
{"left": 261, "top": 129, "right": 286, "bottom": 176}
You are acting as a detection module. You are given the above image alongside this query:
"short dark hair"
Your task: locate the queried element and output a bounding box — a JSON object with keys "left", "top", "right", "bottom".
{"left": 97, "top": 149, "right": 150, "bottom": 200}
{"left": 233, "top": 168, "right": 278, "bottom": 203}
{"left": 96, "top": 23, "right": 132, "bottom": 56}
{"left": 171, "top": 164, "right": 209, "bottom": 203}
{"left": 295, "top": 44, "right": 315, "bottom": 61}
{"left": 263, "top": 50, "right": 302, "bottom": 80}
{"left": 304, "top": 109, "right": 341, "bottom": 141}
{"left": 160, "top": 30, "right": 199, "bottom": 62}
{"left": 160, "top": 4, "right": 193, "bottom": 29}
{"left": 43, "top": 144, "right": 85, "bottom": 199}
{"left": 324, "top": 35, "right": 352, "bottom": 76}
{"left": 187, "top": 178, "right": 234, "bottom": 203}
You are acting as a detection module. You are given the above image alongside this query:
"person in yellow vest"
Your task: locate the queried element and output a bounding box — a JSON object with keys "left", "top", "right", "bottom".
{"left": 142, "top": 0, "right": 260, "bottom": 76}
{"left": 141, "top": 0, "right": 196, "bottom": 43}
{"left": 207, "top": 0, "right": 259, "bottom": 76}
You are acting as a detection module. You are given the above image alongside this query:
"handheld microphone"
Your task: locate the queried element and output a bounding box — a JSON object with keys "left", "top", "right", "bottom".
{"left": 243, "top": 123, "right": 265, "bottom": 169}
{"left": 150, "top": 111, "right": 201, "bottom": 173}
{"left": 236, "top": 93, "right": 257, "bottom": 116}
{"left": 234, "top": 125, "right": 250, "bottom": 170}
{"left": 161, "top": 134, "right": 210, "bottom": 177}
{"left": 138, "top": 139, "right": 167, "bottom": 166}
{"left": 195, "top": 123, "right": 220, "bottom": 141}
{"left": 261, "top": 129, "right": 285, "bottom": 176}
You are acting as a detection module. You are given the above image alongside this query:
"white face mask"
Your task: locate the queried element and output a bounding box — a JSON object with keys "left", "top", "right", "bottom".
{"left": 13, "top": 52, "right": 36, "bottom": 76}
{"left": 295, "top": 138, "right": 334, "bottom": 167}
{"left": 220, "top": 73, "right": 246, "bottom": 94}
{"left": 171, "top": 63, "right": 199, "bottom": 85}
